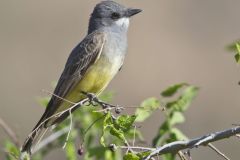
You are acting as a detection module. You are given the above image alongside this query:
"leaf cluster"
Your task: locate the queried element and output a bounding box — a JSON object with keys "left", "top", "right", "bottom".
{"left": 3, "top": 84, "right": 198, "bottom": 160}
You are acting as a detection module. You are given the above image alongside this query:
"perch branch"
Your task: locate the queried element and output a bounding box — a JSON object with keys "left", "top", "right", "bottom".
{"left": 130, "top": 126, "right": 240, "bottom": 160}
{"left": 26, "top": 91, "right": 122, "bottom": 154}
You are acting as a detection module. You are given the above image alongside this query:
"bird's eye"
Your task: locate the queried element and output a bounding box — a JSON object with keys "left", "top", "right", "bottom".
{"left": 111, "top": 12, "right": 120, "bottom": 20}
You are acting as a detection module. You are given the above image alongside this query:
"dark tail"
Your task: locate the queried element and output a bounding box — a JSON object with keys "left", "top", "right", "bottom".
{"left": 21, "top": 112, "right": 48, "bottom": 154}
{"left": 21, "top": 99, "right": 83, "bottom": 154}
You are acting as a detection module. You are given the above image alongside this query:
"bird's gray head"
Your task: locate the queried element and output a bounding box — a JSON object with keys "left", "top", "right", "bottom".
{"left": 88, "top": 1, "right": 142, "bottom": 34}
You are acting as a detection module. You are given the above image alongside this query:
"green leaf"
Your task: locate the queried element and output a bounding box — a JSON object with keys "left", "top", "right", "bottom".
{"left": 235, "top": 43, "right": 240, "bottom": 63}
{"left": 161, "top": 83, "right": 188, "bottom": 97}
{"left": 104, "top": 112, "right": 113, "bottom": 126}
{"left": 136, "top": 151, "right": 151, "bottom": 159}
{"left": 170, "top": 128, "right": 188, "bottom": 140}
{"left": 115, "top": 115, "right": 136, "bottom": 131}
{"left": 123, "top": 153, "right": 140, "bottom": 160}
{"left": 65, "top": 140, "right": 77, "bottom": 160}
{"left": 135, "top": 97, "right": 160, "bottom": 122}
{"left": 166, "top": 86, "right": 198, "bottom": 112}
{"left": 109, "top": 126, "right": 126, "bottom": 142}
{"left": 105, "top": 150, "right": 115, "bottom": 160}
{"left": 152, "top": 86, "right": 196, "bottom": 147}
{"left": 101, "top": 112, "right": 113, "bottom": 146}
{"left": 227, "top": 41, "right": 240, "bottom": 52}
{"left": 168, "top": 112, "right": 185, "bottom": 126}
{"left": 100, "top": 135, "right": 106, "bottom": 147}
{"left": 152, "top": 121, "right": 170, "bottom": 146}
{"left": 4, "top": 140, "right": 20, "bottom": 160}
{"left": 236, "top": 43, "right": 240, "bottom": 53}
{"left": 162, "top": 153, "right": 175, "bottom": 160}
{"left": 235, "top": 53, "right": 240, "bottom": 63}
{"left": 88, "top": 146, "right": 107, "bottom": 158}
{"left": 227, "top": 42, "right": 240, "bottom": 63}
{"left": 100, "top": 112, "right": 137, "bottom": 148}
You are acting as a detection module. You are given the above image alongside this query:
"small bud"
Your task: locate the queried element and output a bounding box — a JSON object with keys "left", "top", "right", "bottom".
{"left": 77, "top": 147, "right": 84, "bottom": 156}
{"left": 109, "top": 144, "right": 117, "bottom": 152}
{"left": 115, "top": 107, "right": 121, "bottom": 114}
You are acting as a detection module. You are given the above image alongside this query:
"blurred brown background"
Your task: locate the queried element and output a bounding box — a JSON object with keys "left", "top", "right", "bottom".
{"left": 0, "top": 0, "right": 240, "bottom": 159}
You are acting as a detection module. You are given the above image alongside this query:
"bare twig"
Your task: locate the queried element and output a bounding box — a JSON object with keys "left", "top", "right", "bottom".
{"left": 26, "top": 99, "right": 88, "bottom": 142}
{"left": 62, "top": 109, "right": 73, "bottom": 149}
{"left": 120, "top": 146, "right": 154, "bottom": 151}
{"left": 32, "top": 127, "right": 69, "bottom": 154}
{"left": 207, "top": 143, "right": 230, "bottom": 160}
{"left": 42, "top": 89, "right": 75, "bottom": 105}
{"left": 177, "top": 151, "right": 188, "bottom": 160}
{"left": 139, "top": 126, "right": 240, "bottom": 159}
{"left": 133, "top": 125, "right": 136, "bottom": 147}
{"left": 35, "top": 128, "right": 49, "bottom": 148}
{"left": 185, "top": 150, "right": 192, "bottom": 160}
{"left": 81, "top": 114, "right": 106, "bottom": 144}
{"left": 0, "top": 117, "right": 20, "bottom": 147}
{"left": 24, "top": 91, "right": 124, "bottom": 155}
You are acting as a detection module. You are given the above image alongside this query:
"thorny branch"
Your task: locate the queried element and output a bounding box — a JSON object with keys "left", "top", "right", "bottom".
{"left": 17, "top": 91, "right": 240, "bottom": 159}
{"left": 140, "top": 126, "right": 240, "bottom": 160}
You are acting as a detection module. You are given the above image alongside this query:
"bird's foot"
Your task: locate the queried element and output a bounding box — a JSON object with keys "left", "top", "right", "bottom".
{"left": 81, "top": 91, "right": 123, "bottom": 114}
{"left": 81, "top": 91, "right": 99, "bottom": 106}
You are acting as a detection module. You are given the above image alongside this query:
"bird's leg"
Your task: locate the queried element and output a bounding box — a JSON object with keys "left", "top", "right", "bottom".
{"left": 81, "top": 91, "right": 98, "bottom": 106}
{"left": 81, "top": 91, "right": 124, "bottom": 113}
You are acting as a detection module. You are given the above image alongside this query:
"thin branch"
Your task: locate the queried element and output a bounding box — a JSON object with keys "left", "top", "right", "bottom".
{"left": 42, "top": 89, "right": 75, "bottom": 105}
{"left": 139, "top": 126, "right": 240, "bottom": 159}
{"left": 207, "top": 143, "right": 230, "bottom": 160}
{"left": 35, "top": 128, "right": 49, "bottom": 148}
{"left": 0, "top": 117, "right": 20, "bottom": 147}
{"left": 177, "top": 151, "right": 188, "bottom": 160}
{"left": 185, "top": 150, "right": 192, "bottom": 160}
{"left": 26, "top": 99, "right": 88, "bottom": 141}
{"left": 81, "top": 114, "right": 106, "bottom": 144}
{"left": 32, "top": 127, "right": 69, "bottom": 154}
{"left": 62, "top": 109, "right": 73, "bottom": 149}
{"left": 133, "top": 125, "right": 136, "bottom": 147}
{"left": 120, "top": 146, "right": 154, "bottom": 151}
{"left": 28, "top": 91, "right": 123, "bottom": 142}
{"left": 24, "top": 91, "right": 124, "bottom": 155}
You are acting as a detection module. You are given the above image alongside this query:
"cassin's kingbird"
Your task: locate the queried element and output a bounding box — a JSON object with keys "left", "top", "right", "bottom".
{"left": 21, "top": 0, "right": 141, "bottom": 154}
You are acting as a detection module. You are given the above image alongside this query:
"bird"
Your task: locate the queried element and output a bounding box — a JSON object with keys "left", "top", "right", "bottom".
{"left": 21, "top": 0, "right": 142, "bottom": 154}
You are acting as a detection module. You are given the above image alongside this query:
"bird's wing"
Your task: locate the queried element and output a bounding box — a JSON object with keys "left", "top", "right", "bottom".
{"left": 43, "top": 31, "right": 106, "bottom": 125}
{"left": 21, "top": 31, "right": 106, "bottom": 153}
{"left": 53, "top": 31, "right": 105, "bottom": 101}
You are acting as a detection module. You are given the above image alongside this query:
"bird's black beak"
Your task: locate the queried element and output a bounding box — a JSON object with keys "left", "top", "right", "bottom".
{"left": 126, "top": 8, "right": 142, "bottom": 17}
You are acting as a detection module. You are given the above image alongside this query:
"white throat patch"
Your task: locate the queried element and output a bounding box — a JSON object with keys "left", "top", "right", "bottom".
{"left": 115, "top": 17, "right": 129, "bottom": 28}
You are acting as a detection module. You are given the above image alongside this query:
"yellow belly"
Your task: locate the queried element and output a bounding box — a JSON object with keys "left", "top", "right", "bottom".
{"left": 55, "top": 56, "right": 117, "bottom": 113}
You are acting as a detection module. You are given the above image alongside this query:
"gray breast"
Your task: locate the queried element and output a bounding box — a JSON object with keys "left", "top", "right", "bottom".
{"left": 103, "top": 31, "right": 128, "bottom": 64}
